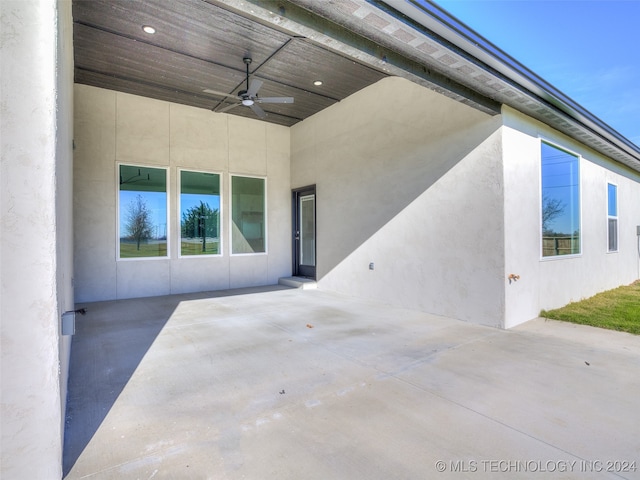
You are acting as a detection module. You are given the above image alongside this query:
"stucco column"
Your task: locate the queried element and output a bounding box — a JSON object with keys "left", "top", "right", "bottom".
{"left": 1, "top": 0, "right": 67, "bottom": 477}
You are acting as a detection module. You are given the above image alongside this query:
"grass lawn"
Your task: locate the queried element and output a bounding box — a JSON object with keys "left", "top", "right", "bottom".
{"left": 120, "top": 242, "right": 167, "bottom": 258}
{"left": 540, "top": 280, "right": 640, "bottom": 335}
{"left": 181, "top": 241, "right": 219, "bottom": 255}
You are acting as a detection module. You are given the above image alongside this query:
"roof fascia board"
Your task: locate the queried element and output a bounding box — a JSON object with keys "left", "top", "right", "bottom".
{"left": 212, "top": 0, "right": 639, "bottom": 170}
{"left": 379, "top": 0, "right": 640, "bottom": 164}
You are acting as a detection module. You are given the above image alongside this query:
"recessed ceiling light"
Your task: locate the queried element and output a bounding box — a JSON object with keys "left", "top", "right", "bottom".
{"left": 313, "top": 80, "right": 323, "bottom": 86}
{"left": 142, "top": 25, "right": 156, "bottom": 34}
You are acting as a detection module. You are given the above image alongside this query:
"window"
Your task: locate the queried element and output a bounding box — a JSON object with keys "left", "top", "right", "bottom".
{"left": 231, "top": 176, "right": 266, "bottom": 254}
{"left": 541, "top": 142, "right": 580, "bottom": 257}
{"left": 119, "top": 165, "right": 167, "bottom": 258}
{"left": 607, "top": 183, "right": 618, "bottom": 252}
{"left": 180, "top": 170, "right": 221, "bottom": 256}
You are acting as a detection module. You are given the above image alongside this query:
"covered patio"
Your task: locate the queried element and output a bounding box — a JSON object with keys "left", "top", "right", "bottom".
{"left": 63, "top": 286, "right": 640, "bottom": 479}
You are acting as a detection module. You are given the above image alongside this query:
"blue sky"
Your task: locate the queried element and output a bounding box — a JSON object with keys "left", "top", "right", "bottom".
{"left": 432, "top": 0, "right": 640, "bottom": 147}
{"left": 119, "top": 191, "right": 220, "bottom": 238}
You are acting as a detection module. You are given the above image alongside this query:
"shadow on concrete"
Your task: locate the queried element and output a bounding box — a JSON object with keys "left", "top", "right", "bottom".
{"left": 62, "top": 284, "right": 289, "bottom": 477}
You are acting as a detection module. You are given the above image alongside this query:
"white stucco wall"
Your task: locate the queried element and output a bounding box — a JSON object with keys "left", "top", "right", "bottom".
{"left": 74, "top": 86, "right": 291, "bottom": 302}
{"left": 1, "top": 0, "right": 73, "bottom": 477}
{"left": 291, "top": 77, "right": 505, "bottom": 326}
{"left": 503, "top": 106, "right": 640, "bottom": 327}
{"left": 56, "top": 0, "right": 75, "bottom": 439}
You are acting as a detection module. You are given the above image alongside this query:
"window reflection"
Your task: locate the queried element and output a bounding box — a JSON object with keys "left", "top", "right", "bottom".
{"left": 180, "top": 171, "right": 221, "bottom": 256}
{"left": 119, "top": 165, "right": 167, "bottom": 258}
{"left": 541, "top": 142, "right": 580, "bottom": 257}
{"left": 231, "top": 176, "right": 266, "bottom": 254}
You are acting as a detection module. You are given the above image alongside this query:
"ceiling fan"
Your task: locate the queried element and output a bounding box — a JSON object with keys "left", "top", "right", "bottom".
{"left": 204, "top": 57, "right": 294, "bottom": 119}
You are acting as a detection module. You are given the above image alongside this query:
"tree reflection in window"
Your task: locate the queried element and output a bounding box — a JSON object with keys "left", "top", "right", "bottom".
{"left": 180, "top": 170, "right": 220, "bottom": 256}
{"left": 541, "top": 142, "right": 580, "bottom": 257}
{"left": 119, "top": 165, "right": 167, "bottom": 258}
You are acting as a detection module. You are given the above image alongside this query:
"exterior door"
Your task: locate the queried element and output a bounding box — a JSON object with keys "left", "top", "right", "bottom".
{"left": 293, "top": 186, "right": 316, "bottom": 279}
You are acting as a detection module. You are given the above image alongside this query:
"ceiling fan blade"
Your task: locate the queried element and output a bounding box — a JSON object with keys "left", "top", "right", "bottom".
{"left": 246, "top": 79, "right": 263, "bottom": 97}
{"left": 203, "top": 88, "right": 238, "bottom": 99}
{"left": 216, "top": 102, "right": 241, "bottom": 113}
{"left": 257, "top": 97, "right": 294, "bottom": 104}
{"left": 249, "top": 103, "right": 267, "bottom": 119}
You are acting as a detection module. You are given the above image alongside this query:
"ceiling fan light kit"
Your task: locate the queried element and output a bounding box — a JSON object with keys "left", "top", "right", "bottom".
{"left": 205, "top": 57, "right": 294, "bottom": 119}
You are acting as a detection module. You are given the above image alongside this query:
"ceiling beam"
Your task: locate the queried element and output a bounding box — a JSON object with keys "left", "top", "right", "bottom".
{"left": 206, "top": 0, "right": 501, "bottom": 115}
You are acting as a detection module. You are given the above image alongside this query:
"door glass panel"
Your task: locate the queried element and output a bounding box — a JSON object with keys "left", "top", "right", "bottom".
{"left": 300, "top": 194, "right": 315, "bottom": 267}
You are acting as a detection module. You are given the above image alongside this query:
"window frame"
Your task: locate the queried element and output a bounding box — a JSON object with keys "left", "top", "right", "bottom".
{"left": 607, "top": 182, "right": 618, "bottom": 253}
{"left": 116, "top": 163, "right": 170, "bottom": 261}
{"left": 178, "top": 168, "right": 223, "bottom": 258}
{"left": 539, "top": 139, "right": 582, "bottom": 260}
{"left": 229, "top": 174, "right": 268, "bottom": 256}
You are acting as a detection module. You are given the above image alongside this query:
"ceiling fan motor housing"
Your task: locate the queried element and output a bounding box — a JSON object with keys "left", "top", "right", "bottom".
{"left": 206, "top": 56, "right": 293, "bottom": 118}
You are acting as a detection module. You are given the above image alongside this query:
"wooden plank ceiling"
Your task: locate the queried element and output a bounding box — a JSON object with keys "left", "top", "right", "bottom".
{"left": 72, "top": 0, "right": 389, "bottom": 126}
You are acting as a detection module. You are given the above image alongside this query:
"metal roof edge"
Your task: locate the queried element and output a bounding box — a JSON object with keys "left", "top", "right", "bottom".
{"left": 377, "top": 0, "right": 640, "bottom": 168}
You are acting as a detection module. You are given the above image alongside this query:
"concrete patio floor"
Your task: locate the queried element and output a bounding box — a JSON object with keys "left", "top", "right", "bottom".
{"left": 63, "top": 286, "right": 640, "bottom": 479}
